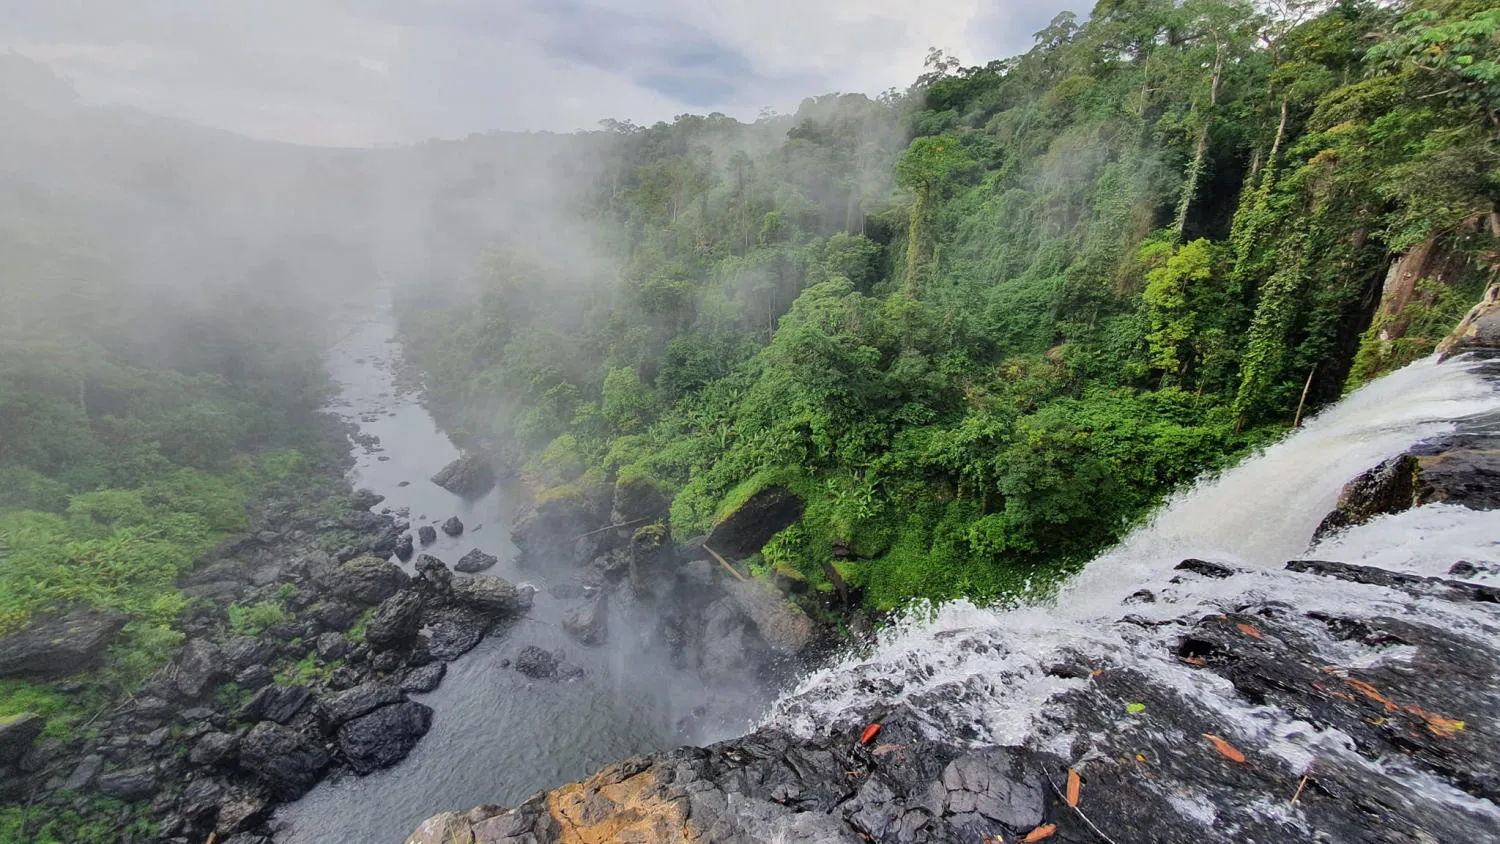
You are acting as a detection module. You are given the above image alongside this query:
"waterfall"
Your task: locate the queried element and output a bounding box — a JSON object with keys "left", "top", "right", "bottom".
{"left": 768, "top": 354, "right": 1500, "bottom": 777}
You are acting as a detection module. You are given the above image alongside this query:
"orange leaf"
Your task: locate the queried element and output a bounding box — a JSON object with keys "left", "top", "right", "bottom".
{"left": 1023, "top": 824, "right": 1057, "bottom": 842}
{"left": 1237, "top": 623, "right": 1263, "bottom": 640}
{"left": 859, "top": 723, "right": 882, "bottom": 745}
{"left": 1345, "top": 678, "right": 1397, "bottom": 712}
{"left": 1203, "top": 734, "right": 1246, "bottom": 763}
{"left": 1066, "top": 769, "right": 1081, "bottom": 807}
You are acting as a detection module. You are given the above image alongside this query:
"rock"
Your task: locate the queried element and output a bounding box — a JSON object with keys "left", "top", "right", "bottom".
{"left": 510, "top": 484, "right": 608, "bottom": 563}
{"left": 319, "top": 682, "right": 406, "bottom": 727}
{"left": 442, "top": 516, "right": 464, "bottom": 536}
{"left": 1287, "top": 559, "right": 1500, "bottom": 603}
{"left": 225, "top": 637, "right": 278, "bottom": 669}
{"left": 366, "top": 590, "right": 424, "bottom": 648}
{"left": 928, "top": 749, "right": 1045, "bottom": 833}
{"left": 515, "top": 646, "right": 561, "bottom": 679}
{"left": 1314, "top": 454, "right": 1420, "bottom": 539}
{"left": 417, "top": 525, "right": 438, "bottom": 545}
{"left": 350, "top": 489, "right": 385, "bottom": 510}
{"left": 414, "top": 555, "right": 454, "bottom": 601}
{"left": 431, "top": 453, "right": 496, "bottom": 498}
{"left": 0, "top": 608, "right": 127, "bottom": 679}
{"left": 337, "top": 701, "right": 433, "bottom": 775}
{"left": 238, "top": 722, "right": 329, "bottom": 799}
{"left": 369, "top": 525, "right": 405, "bottom": 556}
{"left": 455, "top": 548, "right": 498, "bottom": 573}
{"left": 215, "top": 787, "right": 272, "bottom": 836}
{"left": 451, "top": 575, "right": 527, "bottom": 616}
{"left": 724, "top": 578, "right": 816, "bottom": 654}
{"left": 704, "top": 485, "right": 805, "bottom": 559}
{"left": 371, "top": 649, "right": 404, "bottom": 673}
{"left": 402, "top": 662, "right": 446, "bottom": 693}
{"left": 414, "top": 609, "right": 491, "bottom": 660}
{"left": 96, "top": 765, "right": 159, "bottom": 800}
{"left": 699, "top": 598, "right": 764, "bottom": 680}
{"left": 562, "top": 595, "right": 607, "bottom": 646}
{"left": 235, "top": 664, "right": 274, "bottom": 690}
{"left": 60, "top": 754, "right": 104, "bottom": 791}
{"left": 189, "top": 731, "right": 239, "bottom": 767}
{"left": 174, "top": 638, "right": 227, "bottom": 700}
{"left": 246, "top": 684, "right": 312, "bottom": 724}
{"left": 1437, "top": 281, "right": 1500, "bottom": 360}
{"left": 611, "top": 472, "right": 668, "bottom": 524}
{"left": 628, "top": 523, "right": 672, "bottom": 598}
{"left": 394, "top": 533, "right": 415, "bottom": 562}
{"left": 1173, "top": 558, "right": 1240, "bottom": 579}
{"left": 0, "top": 713, "right": 45, "bottom": 763}
{"left": 316, "top": 632, "right": 349, "bottom": 661}
{"left": 333, "top": 556, "right": 412, "bottom": 605}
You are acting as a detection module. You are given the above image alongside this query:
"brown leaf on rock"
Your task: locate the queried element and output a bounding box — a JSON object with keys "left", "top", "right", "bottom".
{"left": 1203, "top": 733, "right": 1246, "bottom": 763}
{"left": 1023, "top": 824, "right": 1057, "bottom": 842}
{"left": 1066, "top": 768, "right": 1081, "bottom": 807}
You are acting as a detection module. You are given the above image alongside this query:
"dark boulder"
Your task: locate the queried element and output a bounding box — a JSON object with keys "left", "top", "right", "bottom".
{"left": 174, "top": 638, "right": 227, "bottom": 700}
{"left": 514, "top": 646, "right": 561, "bottom": 680}
{"left": 442, "top": 516, "right": 464, "bottom": 537}
{"left": 0, "top": 713, "right": 45, "bottom": 763}
{"left": 413, "top": 554, "right": 454, "bottom": 602}
{"left": 225, "top": 636, "right": 278, "bottom": 669}
{"left": 366, "top": 590, "right": 424, "bottom": 648}
{"left": 417, "top": 525, "right": 438, "bottom": 545}
{"left": 704, "top": 485, "right": 805, "bottom": 559}
{"left": 451, "top": 575, "right": 527, "bottom": 616}
{"left": 96, "top": 765, "right": 159, "bottom": 800}
{"left": 315, "top": 632, "right": 349, "bottom": 661}
{"left": 332, "top": 556, "right": 411, "bottom": 605}
{"left": 402, "top": 662, "right": 446, "bottom": 693}
{"left": 413, "top": 610, "right": 490, "bottom": 661}
{"left": 393, "top": 533, "right": 415, "bottom": 562}
{"left": 238, "top": 722, "right": 329, "bottom": 799}
{"left": 349, "top": 489, "right": 385, "bottom": 510}
{"left": 628, "top": 523, "right": 672, "bottom": 599}
{"left": 611, "top": 472, "right": 668, "bottom": 524}
{"left": 189, "top": 731, "right": 239, "bottom": 767}
{"left": 431, "top": 453, "right": 496, "bottom": 498}
{"left": 337, "top": 701, "right": 433, "bottom": 775}
{"left": 235, "top": 664, "right": 274, "bottom": 690}
{"left": 1314, "top": 455, "right": 1420, "bottom": 540}
{"left": 318, "top": 682, "right": 405, "bottom": 728}
{"left": 60, "top": 754, "right": 103, "bottom": 791}
{"left": 245, "top": 684, "right": 312, "bottom": 724}
{"left": 368, "top": 525, "right": 404, "bottom": 556}
{"left": 0, "top": 608, "right": 127, "bottom": 679}
{"left": 724, "top": 578, "right": 816, "bottom": 655}
{"left": 455, "top": 548, "right": 498, "bottom": 573}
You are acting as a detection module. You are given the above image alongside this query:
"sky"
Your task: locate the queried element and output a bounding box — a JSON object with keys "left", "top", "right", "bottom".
{"left": 1, "top": 0, "right": 1078, "bottom": 148}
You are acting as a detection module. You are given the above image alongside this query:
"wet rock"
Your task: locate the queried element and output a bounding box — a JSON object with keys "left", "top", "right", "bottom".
{"left": 174, "top": 638, "right": 227, "bottom": 700}
{"left": 215, "top": 787, "right": 272, "bottom": 836}
{"left": 431, "top": 453, "right": 496, "bottom": 498}
{"left": 418, "top": 525, "right": 438, "bottom": 545}
{"left": 238, "top": 722, "right": 329, "bottom": 800}
{"left": 315, "top": 632, "right": 349, "bottom": 661}
{"left": 337, "top": 701, "right": 433, "bottom": 775}
{"left": 319, "top": 682, "right": 406, "bottom": 728}
{"left": 350, "top": 489, "right": 385, "bottom": 510}
{"left": 628, "top": 523, "right": 672, "bottom": 598}
{"left": 368, "top": 525, "right": 405, "bottom": 556}
{"left": 1287, "top": 558, "right": 1500, "bottom": 603}
{"left": 402, "top": 662, "right": 446, "bottom": 693}
{"left": 724, "top": 578, "right": 816, "bottom": 654}
{"left": 414, "top": 554, "right": 454, "bottom": 602}
{"left": 394, "top": 533, "right": 415, "bottom": 561}
{"left": 442, "top": 516, "right": 464, "bottom": 537}
{"left": 371, "top": 649, "right": 404, "bottom": 673}
{"left": 1314, "top": 454, "right": 1420, "bottom": 539}
{"left": 60, "top": 754, "right": 103, "bottom": 791}
{"left": 235, "top": 664, "right": 274, "bottom": 690}
{"left": 515, "top": 646, "right": 561, "bottom": 680}
{"left": 366, "top": 590, "right": 424, "bottom": 648}
{"left": 1173, "top": 558, "right": 1239, "bottom": 579}
{"left": 455, "top": 548, "right": 498, "bottom": 573}
{"left": 0, "top": 713, "right": 45, "bottom": 762}
{"left": 562, "top": 594, "right": 607, "bottom": 646}
{"left": 225, "top": 636, "right": 279, "bottom": 669}
{"left": 189, "top": 731, "right": 239, "bottom": 767}
{"left": 96, "top": 765, "right": 159, "bottom": 800}
{"left": 0, "top": 608, "right": 127, "bottom": 679}
{"left": 704, "top": 485, "right": 805, "bottom": 559}
{"left": 1438, "top": 281, "right": 1500, "bottom": 360}
{"left": 1450, "top": 560, "right": 1500, "bottom": 578}
{"left": 611, "top": 472, "right": 668, "bottom": 524}
{"left": 451, "top": 575, "right": 527, "bottom": 617}
{"left": 246, "top": 684, "right": 311, "bottom": 724}
{"left": 333, "top": 555, "right": 411, "bottom": 605}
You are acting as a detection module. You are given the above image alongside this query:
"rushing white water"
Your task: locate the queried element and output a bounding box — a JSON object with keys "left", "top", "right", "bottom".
{"left": 769, "top": 355, "right": 1500, "bottom": 767}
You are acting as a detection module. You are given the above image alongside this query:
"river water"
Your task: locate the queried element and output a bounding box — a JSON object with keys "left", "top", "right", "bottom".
{"left": 273, "top": 298, "right": 753, "bottom": 842}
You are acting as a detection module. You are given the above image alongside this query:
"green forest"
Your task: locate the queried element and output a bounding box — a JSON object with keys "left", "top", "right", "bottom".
{"left": 402, "top": 0, "right": 1500, "bottom": 611}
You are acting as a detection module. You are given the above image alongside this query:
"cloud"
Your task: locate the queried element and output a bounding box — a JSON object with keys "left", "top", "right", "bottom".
{"left": 0, "top": 0, "right": 1078, "bottom": 146}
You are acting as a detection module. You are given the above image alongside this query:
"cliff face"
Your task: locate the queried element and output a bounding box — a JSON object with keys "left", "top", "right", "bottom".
{"left": 410, "top": 338, "right": 1500, "bottom": 844}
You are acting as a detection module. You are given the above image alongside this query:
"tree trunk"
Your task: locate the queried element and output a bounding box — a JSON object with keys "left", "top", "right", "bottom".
{"left": 1172, "top": 43, "right": 1226, "bottom": 243}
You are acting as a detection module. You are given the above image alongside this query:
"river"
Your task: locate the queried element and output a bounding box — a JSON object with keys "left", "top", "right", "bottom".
{"left": 273, "top": 296, "right": 755, "bottom": 842}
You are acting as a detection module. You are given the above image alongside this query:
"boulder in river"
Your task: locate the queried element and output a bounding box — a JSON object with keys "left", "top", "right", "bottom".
{"left": 455, "top": 548, "right": 498, "bottom": 573}
{"left": 393, "top": 533, "right": 415, "bottom": 561}
{"left": 337, "top": 700, "right": 433, "bottom": 775}
{"left": 0, "top": 608, "right": 127, "bottom": 679}
{"left": 451, "top": 575, "right": 528, "bottom": 616}
{"left": 442, "top": 516, "right": 464, "bottom": 536}
{"left": 562, "top": 594, "right": 607, "bottom": 646}
{"left": 238, "top": 722, "right": 329, "bottom": 799}
{"left": 418, "top": 524, "right": 437, "bottom": 545}
{"left": 318, "top": 682, "right": 406, "bottom": 727}
{"left": 704, "top": 485, "right": 805, "bottom": 559}
{"left": 514, "top": 646, "right": 561, "bottom": 679}
{"left": 431, "top": 453, "right": 496, "bottom": 498}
